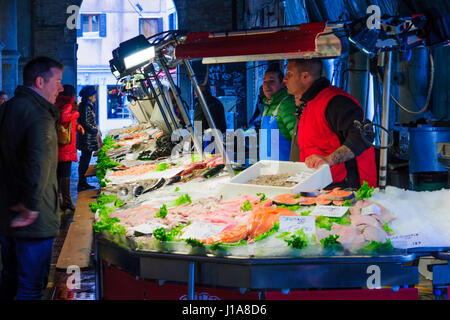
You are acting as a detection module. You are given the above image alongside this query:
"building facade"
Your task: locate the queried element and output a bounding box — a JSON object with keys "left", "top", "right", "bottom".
{"left": 77, "top": 0, "right": 177, "bottom": 134}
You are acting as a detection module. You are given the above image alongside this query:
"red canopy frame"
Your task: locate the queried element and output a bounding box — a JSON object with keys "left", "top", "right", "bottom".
{"left": 175, "top": 22, "right": 342, "bottom": 63}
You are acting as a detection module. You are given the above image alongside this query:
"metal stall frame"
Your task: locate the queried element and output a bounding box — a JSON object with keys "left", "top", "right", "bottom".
{"left": 155, "top": 56, "right": 205, "bottom": 160}
{"left": 138, "top": 75, "right": 174, "bottom": 133}
{"left": 432, "top": 250, "right": 450, "bottom": 299}
{"left": 145, "top": 64, "right": 181, "bottom": 132}
{"left": 95, "top": 234, "right": 419, "bottom": 300}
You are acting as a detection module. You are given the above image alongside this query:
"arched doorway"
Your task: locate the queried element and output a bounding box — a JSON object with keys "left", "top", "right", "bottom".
{"left": 76, "top": 0, "right": 177, "bottom": 135}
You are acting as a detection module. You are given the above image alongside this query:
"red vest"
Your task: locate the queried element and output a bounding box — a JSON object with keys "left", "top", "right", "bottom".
{"left": 298, "top": 86, "right": 377, "bottom": 187}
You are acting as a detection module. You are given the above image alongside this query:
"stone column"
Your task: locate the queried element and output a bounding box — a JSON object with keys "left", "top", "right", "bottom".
{"left": 0, "top": 0, "right": 20, "bottom": 97}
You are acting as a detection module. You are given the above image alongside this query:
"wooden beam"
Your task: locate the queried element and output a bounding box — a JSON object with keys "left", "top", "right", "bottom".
{"left": 56, "top": 189, "right": 99, "bottom": 270}
{"left": 73, "top": 189, "right": 98, "bottom": 222}
{"left": 56, "top": 220, "right": 93, "bottom": 270}
{"left": 85, "top": 164, "right": 98, "bottom": 177}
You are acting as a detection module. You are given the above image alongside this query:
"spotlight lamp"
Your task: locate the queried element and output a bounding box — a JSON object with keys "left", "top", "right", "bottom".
{"left": 111, "top": 35, "right": 156, "bottom": 78}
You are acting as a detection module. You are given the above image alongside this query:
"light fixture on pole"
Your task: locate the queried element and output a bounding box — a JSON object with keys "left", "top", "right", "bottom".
{"left": 111, "top": 35, "right": 155, "bottom": 78}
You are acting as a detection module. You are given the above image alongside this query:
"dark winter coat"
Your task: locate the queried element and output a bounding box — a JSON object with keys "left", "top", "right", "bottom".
{"left": 0, "top": 86, "right": 60, "bottom": 238}
{"left": 194, "top": 95, "right": 227, "bottom": 133}
{"left": 76, "top": 99, "right": 99, "bottom": 151}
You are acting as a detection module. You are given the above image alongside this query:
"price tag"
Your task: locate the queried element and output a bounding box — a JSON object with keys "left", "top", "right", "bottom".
{"left": 389, "top": 233, "right": 424, "bottom": 249}
{"left": 361, "top": 204, "right": 382, "bottom": 216}
{"left": 286, "top": 171, "right": 314, "bottom": 183}
{"left": 310, "top": 205, "right": 349, "bottom": 218}
{"left": 180, "top": 222, "right": 225, "bottom": 240}
{"left": 133, "top": 221, "right": 167, "bottom": 235}
{"left": 279, "top": 216, "right": 316, "bottom": 234}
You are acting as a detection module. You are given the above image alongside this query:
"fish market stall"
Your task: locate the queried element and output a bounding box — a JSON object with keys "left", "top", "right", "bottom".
{"left": 90, "top": 17, "right": 450, "bottom": 299}
{"left": 90, "top": 128, "right": 450, "bottom": 300}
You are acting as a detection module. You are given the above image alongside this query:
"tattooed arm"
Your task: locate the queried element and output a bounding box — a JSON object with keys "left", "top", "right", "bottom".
{"left": 305, "top": 145, "right": 355, "bottom": 169}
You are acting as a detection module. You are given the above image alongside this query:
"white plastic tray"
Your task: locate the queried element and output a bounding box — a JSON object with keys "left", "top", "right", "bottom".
{"left": 220, "top": 160, "right": 332, "bottom": 198}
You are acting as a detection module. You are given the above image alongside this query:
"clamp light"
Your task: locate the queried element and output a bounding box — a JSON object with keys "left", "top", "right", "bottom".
{"left": 111, "top": 35, "right": 155, "bottom": 77}
{"left": 124, "top": 46, "right": 155, "bottom": 69}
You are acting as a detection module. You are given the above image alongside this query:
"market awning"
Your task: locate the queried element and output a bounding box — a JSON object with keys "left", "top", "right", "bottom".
{"left": 174, "top": 22, "right": 342, "bottom": 64}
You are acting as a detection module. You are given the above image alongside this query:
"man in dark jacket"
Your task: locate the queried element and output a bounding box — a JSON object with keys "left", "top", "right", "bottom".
{"left": 0, "top": 56, "right": 64, "bottom": 299}
{"left": 194, "top": 84, "right": 227, "bottom": 134}
{"left": 76, "top": 85, "right": 100, "bottom": 191}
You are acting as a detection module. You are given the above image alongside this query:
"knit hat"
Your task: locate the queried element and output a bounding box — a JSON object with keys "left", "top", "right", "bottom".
{"left": 79, "top": 85, "right": 97, "bottom": 98}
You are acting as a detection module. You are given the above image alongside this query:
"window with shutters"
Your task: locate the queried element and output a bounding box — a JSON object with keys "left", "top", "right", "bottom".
{"left": 168, "top": 12, "right": 176, "bottom": 30}
{"left": 79, "top": 13, "right": 107, "bottom": 38}
{"left": 139, "top": 18, "right": 163, "bottom": 39}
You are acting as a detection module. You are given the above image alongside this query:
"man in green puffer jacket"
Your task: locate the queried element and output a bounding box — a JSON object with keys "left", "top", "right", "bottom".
{"left": 259, "top": 65, "right": 297, "bottom": 161}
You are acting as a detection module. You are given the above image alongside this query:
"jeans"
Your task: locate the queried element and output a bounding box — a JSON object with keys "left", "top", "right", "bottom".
{"left": 0, "top": 236, "right": 55, "bottom": 300}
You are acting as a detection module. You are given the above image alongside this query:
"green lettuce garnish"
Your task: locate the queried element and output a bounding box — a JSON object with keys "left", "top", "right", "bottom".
{"left": 96, "top": 137, "right": 120, "bottom": 184}
{"left": 108, "top": 223, "right": 126, "bottom": 235}
{"left": 278, "top": 228, "right": 308, "bottom": 250}
{"left": 320, "top": 234, "right": 344, "bottom": 251}
{"left": 343, "top": 200, "right": 353, "bottom": 207}
{"left": 155, "top": 163, "right": 170, "bottom": 171}
{"left": 382, "top": 222, "right": 394, "bottom": 235}
{"left": 240, "top": 200, "right": 252, "bottom": 212}
{"left": 93, "top": 206, "right": 124, "bottom": 235}
{"left": 185, "top": 238, "right": 205, "bottom": 248}
{"left": 254, "top": 221, "right": 279, "bottom": 242}
{"left": 358, "top": 239, "right": 394, "bottom": 254}
{"left": 300, "top": 209, "right": 313, "bottom": 216}
{"left": 97, "top": 193, "right": 117, "bottom": 205}
{"left": 277, "top": 204, "right": 302, "bottom": 212}
{"left": 356, "top": 181, "right": 375, "bottom": 200}
{"left": 169, "top": 194, "right": 192, "bottom": 207}
{"left": 209, "top": 240, "right": 247, "bottom": 251}
{"left": 153, "top": 227, "right": 170, "bottom": 241}
{"left": 153, "top": 223, "right": 189, "bottom": 242}
{"left": 315, "top": 212, "right": 351, "bottom": 231}
{"left": 89, "top": 202, "right": 101, "bottom": 213}
{"left": 155, "top": 204, "right": 168, "bottom": 218}
{"left": 256, "top": 193, "right": 266, "bottom": 201}
{"left": 115, "top": 199, "right": 124, "bottom": 207}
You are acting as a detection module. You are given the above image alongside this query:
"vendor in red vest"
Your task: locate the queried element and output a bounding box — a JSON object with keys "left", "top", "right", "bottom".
{"left": 284, "top": 58, "right": 377, "bottom": 189}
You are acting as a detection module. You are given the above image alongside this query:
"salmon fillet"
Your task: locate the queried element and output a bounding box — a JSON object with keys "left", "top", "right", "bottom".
{"left": 272, "top": 194, "right": 302, "bottom": 205}
{"left": 247, "top": 207, "right": 297, "bottom": 242}
{"left": 203, "top": 224, "right": 248, "bottom": 244}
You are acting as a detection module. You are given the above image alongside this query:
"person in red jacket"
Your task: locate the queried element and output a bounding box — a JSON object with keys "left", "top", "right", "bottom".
{"left": 283, "top": 58, "right": 377, "bottom": 189}
{"left": 55, "top": 85, "right": 85, "bottom": 211}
